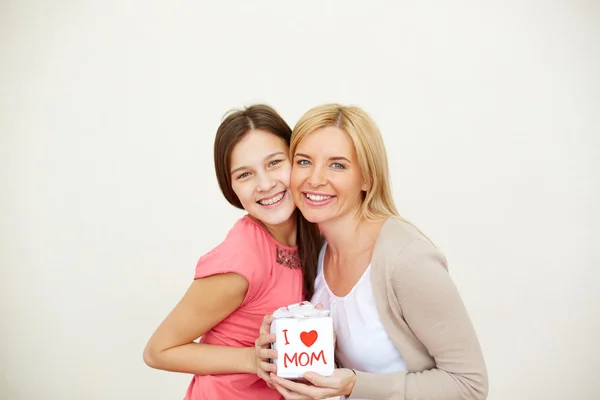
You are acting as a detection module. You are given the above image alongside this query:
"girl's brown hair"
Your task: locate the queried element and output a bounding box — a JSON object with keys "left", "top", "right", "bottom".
{"left": 213, "top": 104, "right": 322, "bottom": 298}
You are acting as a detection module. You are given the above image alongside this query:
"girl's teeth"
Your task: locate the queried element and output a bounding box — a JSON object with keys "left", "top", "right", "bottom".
{"left": 259, "top": 192, "right": 284, "bottom": 205}
{"left": 306, "top": 193, "right": 332, "bottom": 201}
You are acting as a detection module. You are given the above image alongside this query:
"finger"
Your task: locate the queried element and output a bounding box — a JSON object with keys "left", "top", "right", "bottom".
{"left": 259, "top": 348, "right": 278, "bottom": 361}
{"left": 271, "top": 379, "right": 310, "bottom": 400}
{"left": 314, "top": 303, "right": 324, "bottom": 309}
{"left": 255, "top": 337, "right": 261, "bottom": 353}
{"left": 259, "top": 315, "right": 275, "bottom": 335}
{"left": 258, "top": 373, "right": 276, "bottom": 390}
{"left": 257, "top": 333, "right": 276, "bottom": 347}
{"left": 270, "top": 373, "right": 326, "bottom": 398}
{"left": 255, "top": 337, "right": 274, "bottom": 356}
{"left": 257, "top": 369, "right": 270, "bottom": 381}
{"left": 259, "top": 361, "right": 277, "bottom": 373}
{"left": 302, "top": 372, "right": 333, "bottom": 388}
{"left": 258, "top": 368, "right": 275, "bottom": 389}
{"left": 271, "top": 380, "right": 292, "bottom": 398}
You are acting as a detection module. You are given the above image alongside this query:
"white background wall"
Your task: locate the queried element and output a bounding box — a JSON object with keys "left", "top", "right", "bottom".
{"left": 1, "top": 1, "right": 598, "bottom": 399}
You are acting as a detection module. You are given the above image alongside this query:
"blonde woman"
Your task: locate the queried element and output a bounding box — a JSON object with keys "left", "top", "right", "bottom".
{"left": 255, "top": 104, "right": 488, "bottom": 399}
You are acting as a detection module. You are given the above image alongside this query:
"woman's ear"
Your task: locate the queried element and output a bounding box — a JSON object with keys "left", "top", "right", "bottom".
{"left": 361, "top": 176, "right": 370, "bottom": 192}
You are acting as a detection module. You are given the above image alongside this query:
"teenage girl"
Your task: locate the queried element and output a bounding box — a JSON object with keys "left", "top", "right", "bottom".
{"left": 143, "top": 104, "right": 321, "bottom": 399}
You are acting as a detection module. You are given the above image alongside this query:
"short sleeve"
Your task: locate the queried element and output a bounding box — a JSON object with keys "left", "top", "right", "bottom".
{"left": 194, "top": 217, "right": 271, "bottom": 304}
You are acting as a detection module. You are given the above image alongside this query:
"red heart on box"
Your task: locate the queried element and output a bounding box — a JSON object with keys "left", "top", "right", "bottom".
{"left": 300, "top": 330, "right": 318, "bottom": 347}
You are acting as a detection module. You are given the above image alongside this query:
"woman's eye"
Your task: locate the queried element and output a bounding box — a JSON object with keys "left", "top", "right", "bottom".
{"left": 331, "top": 162, "right": 345, "bottom": 169}
{"left": 297, "top": 159, "right": 311, "bottom": 166}
{"left": 237, "top": 172, "right": 250, "bottom": 179}
{"left": 268, "top": 159, "right": 282, "bottom": 167}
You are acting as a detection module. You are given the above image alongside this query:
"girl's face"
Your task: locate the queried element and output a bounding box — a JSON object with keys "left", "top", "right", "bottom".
{"left": 290, "top": 126, "right": 366, "bottom": 225}
{"left": 230, "top": 129, "right": 296, "bottom": 228}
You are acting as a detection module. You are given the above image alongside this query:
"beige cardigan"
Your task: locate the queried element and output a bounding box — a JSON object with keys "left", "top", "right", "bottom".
{"left": 348, "top": 218, "right": 488, "bottom": 399}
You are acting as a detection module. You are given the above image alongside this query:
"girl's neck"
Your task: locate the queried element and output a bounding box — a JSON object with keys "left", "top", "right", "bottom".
{"left": 253, "top": 212, "right": 297, "bottom": 247}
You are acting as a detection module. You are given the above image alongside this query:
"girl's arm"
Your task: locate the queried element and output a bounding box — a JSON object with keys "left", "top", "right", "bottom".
{"left": 143, "top": 272, "right": 256, "bottom": 375}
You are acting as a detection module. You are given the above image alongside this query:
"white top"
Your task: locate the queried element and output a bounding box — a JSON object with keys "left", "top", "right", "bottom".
{"left": 311, "top": 243, "right": 407, "bottom": 377}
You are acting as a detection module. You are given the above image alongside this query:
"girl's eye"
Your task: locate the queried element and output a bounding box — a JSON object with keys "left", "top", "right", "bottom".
{"left": 331, "top": 162, "right": 345, "bottom": 169}
{"left": 237, "top": 172, "right": 251, "bottom": 179}
{"left": 297, "top": 159, "right": 311, "bottom": 165}
{"left": 268, "top": 159, "right": 282, "bottom": 167}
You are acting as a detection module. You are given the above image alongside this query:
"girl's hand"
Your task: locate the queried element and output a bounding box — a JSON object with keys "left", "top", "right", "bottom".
{"left": 269, "top": 369, "right": 356, "bottom": 399}
{"left": 254, "top": 303, "right": 332, "bottom": 390}
{"left": 254, "top": 314, "right": 278, "bottom": 387}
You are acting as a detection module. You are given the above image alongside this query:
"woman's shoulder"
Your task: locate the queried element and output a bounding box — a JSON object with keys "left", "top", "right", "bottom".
{"left": 373, "top": 217, "right": 447, "bottom": 272}
{"left": 375, "top": 217, "right": 433, "bottom": 251}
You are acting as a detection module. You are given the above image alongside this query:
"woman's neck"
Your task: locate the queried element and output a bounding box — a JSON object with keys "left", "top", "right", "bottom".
{"left": 319, "top": 212, "right": 386, "bottom": 260}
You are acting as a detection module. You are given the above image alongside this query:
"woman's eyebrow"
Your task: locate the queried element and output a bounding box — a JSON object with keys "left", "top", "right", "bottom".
{"left": 294, "top": 153, "right": 312, "bottom": 159}
{"left": 329, "top": 156, "right": 351, "bottom": 163}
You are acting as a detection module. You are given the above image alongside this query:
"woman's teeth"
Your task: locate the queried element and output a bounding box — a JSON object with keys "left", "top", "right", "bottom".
{"left": 258, "top": 192, "right": 285, "bottom": 205}
{"left": 305, "top": 193, "right": 333, "bottom": 201}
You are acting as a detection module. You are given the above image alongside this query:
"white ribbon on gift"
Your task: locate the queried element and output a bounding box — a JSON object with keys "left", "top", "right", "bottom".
{"left": 272, "top": 301, "right": 330, "bottom": 319}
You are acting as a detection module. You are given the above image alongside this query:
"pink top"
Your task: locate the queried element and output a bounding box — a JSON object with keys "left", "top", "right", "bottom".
{"left": 184, "top": 215, "right": 304, "bottom": 400}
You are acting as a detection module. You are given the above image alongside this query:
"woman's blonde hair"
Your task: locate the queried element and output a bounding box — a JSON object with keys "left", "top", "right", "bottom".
{"left": 291, "top": 104, "right": 435, "bottom": 245}
{"left": 291, "top": 104, "right": 399, "bottom": 221}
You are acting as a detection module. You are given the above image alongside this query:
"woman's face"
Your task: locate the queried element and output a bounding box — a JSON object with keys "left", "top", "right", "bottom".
{"left": 230, "top": 129, "right": 296, "bottom": 227}
{"left": 290, "top": 126, "right": 366, "bottom": 224}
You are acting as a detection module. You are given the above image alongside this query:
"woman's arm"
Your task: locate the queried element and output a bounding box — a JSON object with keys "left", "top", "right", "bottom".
{"left": 143, "top": 272, "right": 256, "bottom": 375}
{"left": 351, "top": 239, "right": 488, "bottom": 400}
{"left": 268, "top": 240, "right": 488, "bottom": 400}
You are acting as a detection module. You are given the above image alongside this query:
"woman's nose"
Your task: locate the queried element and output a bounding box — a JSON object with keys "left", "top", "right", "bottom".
{"left": 307, "top": 167, "right": 326, "bottom": 188}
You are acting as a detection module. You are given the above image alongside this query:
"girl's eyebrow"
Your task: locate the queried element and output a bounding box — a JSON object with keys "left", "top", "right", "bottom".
{"left": 264, "top": 151, "right": 285, "bottom": 160}
{"left": 230, "top": 165, "right": 246, "bottom": 175}
{"left": 231, "top": 152, "right": 285, "bottom": 175}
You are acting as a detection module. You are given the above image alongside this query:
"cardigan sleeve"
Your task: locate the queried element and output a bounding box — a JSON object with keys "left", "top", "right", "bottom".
{"left": 350, "top": 239, "right": 488, "bottom": 400}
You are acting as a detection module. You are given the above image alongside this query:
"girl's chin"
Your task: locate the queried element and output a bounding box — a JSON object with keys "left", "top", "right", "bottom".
{"left": 252, "top": 203, "right": 296, "bottom": 226}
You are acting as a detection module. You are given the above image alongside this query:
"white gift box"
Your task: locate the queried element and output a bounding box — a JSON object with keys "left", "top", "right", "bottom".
{"left": 270, "top": 301, "right": 335, "bottom": 379}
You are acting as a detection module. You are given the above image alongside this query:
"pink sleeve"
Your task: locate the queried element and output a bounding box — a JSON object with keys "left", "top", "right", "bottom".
{"left": 194, "top": 219, "right": 268, "bottom": 304}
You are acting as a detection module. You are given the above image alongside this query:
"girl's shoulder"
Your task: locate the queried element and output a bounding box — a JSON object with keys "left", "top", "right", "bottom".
{"left": 193, "top": 215, "right": 273, "bottom": 283}
{"left": 223, "top": 215, "right": 284, "bottom": 254}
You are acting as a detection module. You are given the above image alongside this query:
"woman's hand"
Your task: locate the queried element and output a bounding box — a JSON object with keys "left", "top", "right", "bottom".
{"left": 269, "top": 369, "right": 356, "bottom": 400}
{"left": 254, "top": 314, "right": 278, "bottom": 387}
